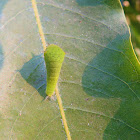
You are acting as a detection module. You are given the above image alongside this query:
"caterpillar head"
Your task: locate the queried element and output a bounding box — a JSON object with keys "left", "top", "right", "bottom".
{"left": 44, "top": 44, "right": 65, "bottom": 63}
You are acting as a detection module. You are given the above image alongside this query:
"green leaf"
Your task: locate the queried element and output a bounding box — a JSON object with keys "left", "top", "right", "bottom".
{"left": 0, "top": 0, "right": 140, "bottom": 139}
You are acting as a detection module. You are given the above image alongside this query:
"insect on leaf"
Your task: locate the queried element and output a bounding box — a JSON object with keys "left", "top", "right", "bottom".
{"left": 44, "top": 44, "right": 65, "bottom": 97}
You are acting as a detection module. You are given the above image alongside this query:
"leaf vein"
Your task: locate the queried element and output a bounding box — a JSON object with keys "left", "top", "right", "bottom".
{"left": 37, "top": 2, "right": 120, "bottom": 35}
{"left": 45, "top": 32, "right": 139, "bottom": 79}
{"left": 34, "top": 115, "right": 60, "bottom": 139}
{"left": 65, "top": 107, "right": 140, "bottom": 133}
{"left": 9, "top": 83, "right": 45, "bottom": 139}
{"left": 60, "top": 80, "right": 112, "bottom": 98}
{"left": 65, "top": 56, "right": 140, "bottom": 100}
{"left": 0, "top": 8, "right": 30, "bottom": 30}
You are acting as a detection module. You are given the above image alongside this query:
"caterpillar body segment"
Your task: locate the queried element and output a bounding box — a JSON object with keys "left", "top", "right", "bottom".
{"left": 44, "top": 44, "right": 65, "bottom": 97}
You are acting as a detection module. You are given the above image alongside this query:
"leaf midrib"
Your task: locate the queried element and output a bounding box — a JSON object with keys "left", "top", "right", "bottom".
{"left": 31, "top": 0, "right": 71, "bottom": 139}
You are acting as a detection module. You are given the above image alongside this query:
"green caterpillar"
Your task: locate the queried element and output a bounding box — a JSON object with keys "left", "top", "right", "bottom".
{"left": 44, "top": 44, "right": 65, "bottom": 97}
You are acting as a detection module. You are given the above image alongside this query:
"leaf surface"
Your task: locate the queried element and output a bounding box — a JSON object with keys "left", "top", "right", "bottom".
{"left": 0, "top": 0, "right": 140, "bottom": 139}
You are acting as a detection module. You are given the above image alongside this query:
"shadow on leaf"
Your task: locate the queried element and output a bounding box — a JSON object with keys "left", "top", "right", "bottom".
{"left": 82, "top": 34, "right": 140, "bottom": 139}
{"left": 19, "top": 54, "right": 47, "bottom": 99}
{"left": 76, "top": 0, "right": 105, "bottom": 6}
{"left": 0, "top": 0, "right": 9, "bottom": 71}
{"left": 0, "top": 0, "right": 8, "bottom": 13}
